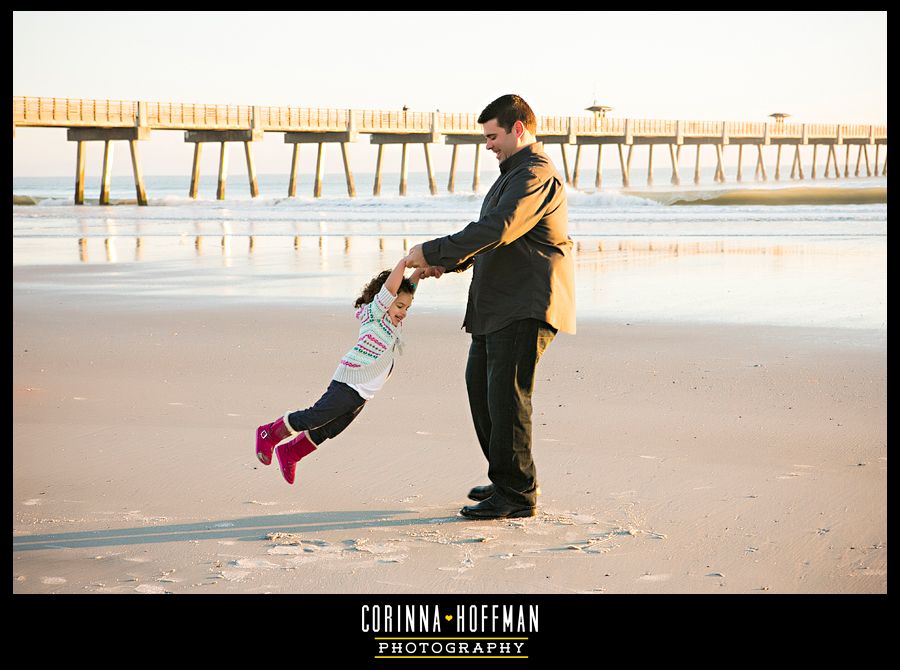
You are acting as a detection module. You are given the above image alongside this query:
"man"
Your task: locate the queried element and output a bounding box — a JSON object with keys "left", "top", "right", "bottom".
{"left": 405, "top": 94, "right": 576, "bottom": 519}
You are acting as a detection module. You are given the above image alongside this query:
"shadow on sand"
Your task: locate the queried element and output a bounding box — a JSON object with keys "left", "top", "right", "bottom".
{"left": 13, "top": 510, "right": 468, "bottom": 552}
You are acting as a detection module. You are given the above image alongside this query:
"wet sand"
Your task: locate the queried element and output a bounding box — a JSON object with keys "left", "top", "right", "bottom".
{"left": 627, "top": 185, "right": 887, "bottom": 206}
{"left": 12, "top": 269, "right": 886, "bottom": 594}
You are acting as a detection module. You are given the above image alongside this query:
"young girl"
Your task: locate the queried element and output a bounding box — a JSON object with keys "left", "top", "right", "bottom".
{"left": 255, "top": 256, "right": 426, "bottom": 485}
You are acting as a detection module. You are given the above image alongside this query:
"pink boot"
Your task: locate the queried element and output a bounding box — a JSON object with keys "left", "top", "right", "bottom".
{"left": 255, "top": 416, "right": 292, "bottom": 465}
{"left": 275, "top": 432, "right": 318, "bottom": 485}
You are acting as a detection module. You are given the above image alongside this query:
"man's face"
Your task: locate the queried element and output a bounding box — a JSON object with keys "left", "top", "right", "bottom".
{"left": 483, "top": 119, "right": 522, "bottom": 163}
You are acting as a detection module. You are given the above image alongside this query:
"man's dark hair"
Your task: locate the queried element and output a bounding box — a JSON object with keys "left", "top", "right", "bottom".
{"left": 477, "top": 94, "right": 537, "bottom": 135}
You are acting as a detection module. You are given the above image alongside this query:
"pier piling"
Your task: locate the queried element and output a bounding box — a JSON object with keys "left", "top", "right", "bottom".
{"left": 190, "top": 143, "right": 202, "bottom": 199}
{"left": 473, "top": 144, "right": 481, "bottom": 192}
{"left": 244, "top": 141, "right": 259, "bottom": 197}
{"left": 694, "top": 145, "right": 701, "bottom": 184}
{"left": 448, "top": 144, "right": 459, "bottom": 193}
{"left": 340, "top": 143, "right": 356, "bottom": 197}
{"left": 573, "top": 145, "right": 582, "bottom": 189}
{"left": 129, "top": 140, "right": 147, "bottom": 205}
{"left": 288, "top": 144, "right": 300, "bottom": 197}
{"left": 314, "top": 143, "right": 325, "bottom": 198}
{"left": 715, "top": 144, "right": 726, "bottom": 183}
{"left": 100, "top": 140, "right": 113, "bottom": 205}
{"left": 400, "top": 144, "right": 408, "bottom": 196}
{"left": 617, "top": 145, "right": 629, "bottom": 187}
{"left": 669, "top": 144, "right": 680, "bottom": 185}
{"left": 423, "top": 143, "right": 436, "bottom": 196}
{"left": 756, "top": 145, "right": 767, "bottom": 181}
{"left": 373, "top": 145, "right": 384, "bottom": 196}
{"left": 75, "top": 140, "right": 86, "bottom": 205}
{"left": 217, "top": 142, "right": 229, "bottom": 200}
{"left": 596, "top": 145, "right": 603, "bottom": 189}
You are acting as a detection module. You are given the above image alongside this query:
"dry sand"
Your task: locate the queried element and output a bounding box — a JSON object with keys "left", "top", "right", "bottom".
{"left": 13, "top": 274, "right": 886, "bottom": 594}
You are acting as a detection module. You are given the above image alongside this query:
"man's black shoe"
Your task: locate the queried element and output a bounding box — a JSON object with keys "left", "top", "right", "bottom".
{"left": 467, "top": 483, "right": 541, "bottom": 502}
{"left": 467, "top": 484, "right": 495, "bottom": 502}
{"left": 459, "top": 494, "right": 537, "bottom": 520}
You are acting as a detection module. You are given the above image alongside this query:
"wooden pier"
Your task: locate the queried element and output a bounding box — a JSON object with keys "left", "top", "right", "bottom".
{"left": 12, "top": 96, "right": 888, "bottom": 205}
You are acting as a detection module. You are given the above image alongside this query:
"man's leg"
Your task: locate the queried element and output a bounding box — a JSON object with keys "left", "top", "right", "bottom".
{"left": 484, "top": 319, "right": 556, "bottom": 507}
{"left": 465, "top": 333, "right": 492, "bottom": 462}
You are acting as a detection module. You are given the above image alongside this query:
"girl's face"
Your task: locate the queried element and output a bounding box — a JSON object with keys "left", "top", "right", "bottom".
{"left": 388, "top": 292, "right": 414, "bottom": 326}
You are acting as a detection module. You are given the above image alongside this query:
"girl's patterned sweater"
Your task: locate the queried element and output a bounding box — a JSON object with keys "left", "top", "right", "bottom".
{"left": 332, "top": 284, "right": 401, "bottom": 385}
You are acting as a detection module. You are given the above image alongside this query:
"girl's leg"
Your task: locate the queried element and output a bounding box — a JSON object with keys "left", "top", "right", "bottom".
{"left": 275, "top": 384, "right": 365, "bottom": 485}
{"left": 307, "top": 402, "right": 365, "bottom": 445}
{"left": 286, "top": 380, "right": 365, "bottom": 438}
{"left": 258, "top": 380, "right": 364, "bottom": 467}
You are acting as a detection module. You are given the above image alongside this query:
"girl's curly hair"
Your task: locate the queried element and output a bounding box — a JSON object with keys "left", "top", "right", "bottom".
{"left": 354, "top": 270, "right": 417, "bottom": 308}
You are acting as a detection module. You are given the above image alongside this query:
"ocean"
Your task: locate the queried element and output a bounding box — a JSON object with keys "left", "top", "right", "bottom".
{"left": 12, "top": 172, "right": 887, "bottom": 330}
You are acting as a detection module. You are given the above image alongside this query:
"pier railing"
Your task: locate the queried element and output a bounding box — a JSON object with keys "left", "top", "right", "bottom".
{"left": 13, "top": 96, "right": 888, "bottom": 141}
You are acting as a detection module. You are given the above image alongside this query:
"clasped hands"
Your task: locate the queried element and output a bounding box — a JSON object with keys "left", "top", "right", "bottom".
{"left": 404, "top": 244, "right": 445, "bottom": 279}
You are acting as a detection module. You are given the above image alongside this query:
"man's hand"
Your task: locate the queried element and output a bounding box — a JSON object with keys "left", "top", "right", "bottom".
{"left": 405, "top": 244, "right": 428, "bottom": 269}
{"left": 422, "top": 265, "right": 445, "bottom": 279}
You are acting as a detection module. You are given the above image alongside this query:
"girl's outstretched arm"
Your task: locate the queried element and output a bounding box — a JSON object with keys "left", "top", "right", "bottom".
{"left": 384, "top": 256, "right": 409, "bottom": 296}
{"left": 409, "top": 267, "right": 426, "bottom": 285}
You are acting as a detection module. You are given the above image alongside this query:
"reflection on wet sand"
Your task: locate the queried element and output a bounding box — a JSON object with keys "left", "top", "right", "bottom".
{"left": 33, "top": 231, "right": 884, "bottom": 329}
{"left": 104, "top": 238, "right": 117, "bottom": 263}
{"left": 572, "top": 237, "right": 867, "bottom": 273}
{"left": 73, "top": 235, "right": 860, "bottom": 267}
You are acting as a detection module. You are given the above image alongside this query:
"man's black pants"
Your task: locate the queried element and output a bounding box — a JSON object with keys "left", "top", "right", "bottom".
{"left": 465, "top": 318, "right": 557, "bottom": 507}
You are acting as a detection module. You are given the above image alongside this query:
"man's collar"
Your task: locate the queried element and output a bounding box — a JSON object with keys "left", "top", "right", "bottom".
{"left": 499, "top": 142, "right": 543, "bottom": 174}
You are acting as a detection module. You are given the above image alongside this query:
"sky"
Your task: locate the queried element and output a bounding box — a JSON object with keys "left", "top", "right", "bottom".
{"left": 12, "top": 11, "right": 887, "bottom": 178}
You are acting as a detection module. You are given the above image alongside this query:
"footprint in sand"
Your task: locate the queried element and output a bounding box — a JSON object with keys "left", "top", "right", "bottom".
{"left": 284, "top": 556, "right": 320, "bottom": 567}
{"left": 638, "top": 573, "right": 671, "bottom": 582}
{"left": 230, "top": 558, "right": 281, "bottom": 570}
{"left": 268, "top": 545, "right": 306, "bottom": 555}
{"left": 23, "top": 499, "right": 42, "bottom": 506}
{"left": 217, "top": 570, "right": 250, "bottom": 582}
{"left": 135, "top": 584, "right": 169, "bottom": 594}
{"left": 505, "top": 562, "right": 536, "bottom": 570}
{"left": 41, "top": 577, "right": 66, "bottom": 585}
{"left": 377, "top": 555, "right": 408, "bottom": 564}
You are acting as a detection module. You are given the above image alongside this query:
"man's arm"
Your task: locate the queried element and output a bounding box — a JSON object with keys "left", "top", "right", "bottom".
{"left": 420, "top": 169, "right": 560, "bottom": 270}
